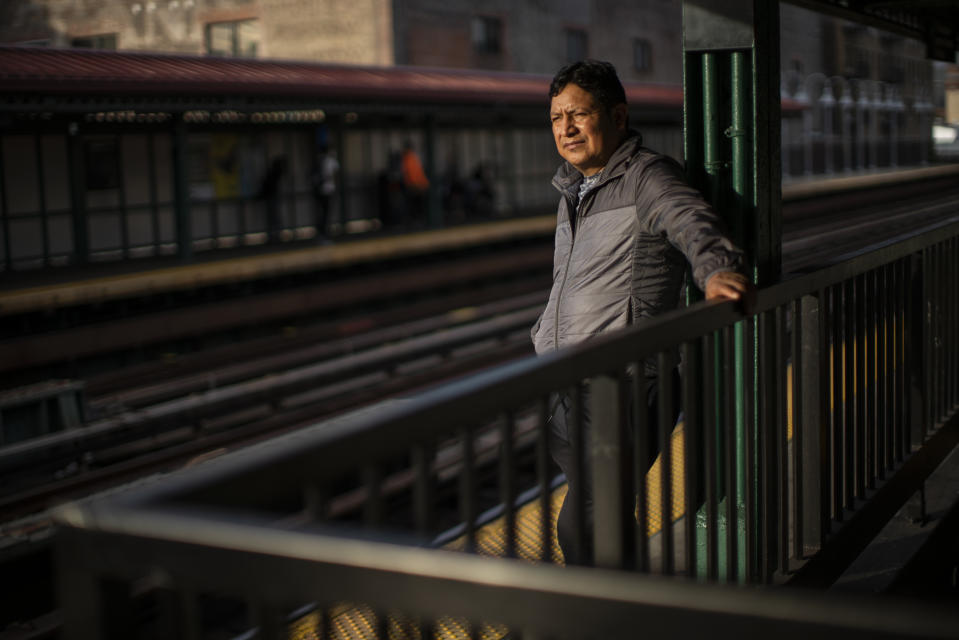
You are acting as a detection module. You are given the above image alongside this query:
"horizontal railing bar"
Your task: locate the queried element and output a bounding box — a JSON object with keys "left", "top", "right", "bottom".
{"left": 55, "top": 510, "right": 959, "bottom": 640}
{"left": 759, "top": 216, "right": 959, "bottom": 312}
{"left": 98, "top": 299, "right": 745, "bottom": 509}
{"left": 95, "top": 217, "right": 959, "bottom": 511}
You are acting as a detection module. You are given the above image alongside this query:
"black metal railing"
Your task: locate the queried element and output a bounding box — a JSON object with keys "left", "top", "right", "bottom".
{"left": 53, "top": 218, "right": 959, "bottom": 639}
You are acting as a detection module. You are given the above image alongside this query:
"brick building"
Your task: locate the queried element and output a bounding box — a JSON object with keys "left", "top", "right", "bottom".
{"left": 0, "top": 0, "right": 684, "bottom": 84}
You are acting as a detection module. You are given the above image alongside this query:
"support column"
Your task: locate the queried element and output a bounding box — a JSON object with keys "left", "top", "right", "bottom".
{"left": 683, "top": 0, "right": 783, "bottom": 583}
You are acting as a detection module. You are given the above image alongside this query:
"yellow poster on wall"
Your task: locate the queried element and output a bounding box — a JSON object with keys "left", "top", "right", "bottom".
{"left": 210, "top": 134, "right": 240, "bottom": 198}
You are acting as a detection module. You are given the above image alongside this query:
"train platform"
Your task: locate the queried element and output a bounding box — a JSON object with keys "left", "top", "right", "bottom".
{"left": 0, "top": 216, "right": 556, "bottom": 318}
{"left": 3, "top": 162, "right": 958, "bottom": 321}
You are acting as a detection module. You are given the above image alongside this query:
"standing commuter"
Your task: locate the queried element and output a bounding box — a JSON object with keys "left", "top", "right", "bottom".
{"left": 312, "top": 145, "right": 339, "bottom": 242}
{"left": 401, "top": 140, "right": 430, "bottom": 226}
{"left": 259, "top": 156, "right": 288, "bottom": 242}
{"left": 530, "top": 60, "right": 753, "bottom": 566}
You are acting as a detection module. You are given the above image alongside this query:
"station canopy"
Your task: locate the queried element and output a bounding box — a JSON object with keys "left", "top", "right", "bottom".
{"left": 792, "top": 0, "right": 959, "bottom": 61}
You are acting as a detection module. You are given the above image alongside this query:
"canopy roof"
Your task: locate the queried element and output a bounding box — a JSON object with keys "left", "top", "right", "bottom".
{"left": 791, "top": 0, "right": 959, "bottom": 61}
{"left": 0, "top": 46, "right": 684, "bottom": 117}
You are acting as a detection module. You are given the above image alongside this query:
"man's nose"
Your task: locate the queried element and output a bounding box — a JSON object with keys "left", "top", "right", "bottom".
{"left": 558, "top": 114, "right": 578, "bottom": 133}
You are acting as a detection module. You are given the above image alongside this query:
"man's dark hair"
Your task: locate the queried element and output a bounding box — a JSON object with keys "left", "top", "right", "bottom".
{"left": 549, "top": 59, "right": 627, "bottom": 112}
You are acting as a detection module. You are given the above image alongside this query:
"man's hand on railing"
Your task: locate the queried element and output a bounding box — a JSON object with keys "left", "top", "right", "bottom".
{"left": 705, "top": 270, "right": 757, "bottom": 314}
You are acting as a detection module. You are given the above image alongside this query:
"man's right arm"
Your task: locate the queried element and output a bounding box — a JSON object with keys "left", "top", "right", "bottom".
{"left": 637, "top": 157, "right": 745, "bottom": 295}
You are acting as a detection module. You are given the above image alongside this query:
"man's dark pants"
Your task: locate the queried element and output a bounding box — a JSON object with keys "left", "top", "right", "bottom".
{"left": 548, "top": 369, "right": 681, "bottom": 566}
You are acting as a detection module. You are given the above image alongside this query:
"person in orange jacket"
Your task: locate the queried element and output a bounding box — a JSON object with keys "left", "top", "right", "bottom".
{"left": 401, "top": 140, "right": 430, "bottom": 226}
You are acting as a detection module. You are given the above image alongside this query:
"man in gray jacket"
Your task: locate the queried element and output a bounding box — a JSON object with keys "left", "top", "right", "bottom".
{"left": 533, "top": 59, "right": 752, "bottom": 565}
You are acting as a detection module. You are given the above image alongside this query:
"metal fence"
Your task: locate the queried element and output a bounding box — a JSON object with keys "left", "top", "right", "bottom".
{"left": 54, "top": 217, "right": 959, "bottom": 639}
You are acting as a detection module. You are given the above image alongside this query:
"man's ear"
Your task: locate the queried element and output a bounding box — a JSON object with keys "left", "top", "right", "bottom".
{"left": 612, "top": 103, "right": 628, "bottom": 131}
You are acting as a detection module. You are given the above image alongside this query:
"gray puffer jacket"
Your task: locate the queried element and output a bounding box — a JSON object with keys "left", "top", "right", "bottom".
{"left": 531, "top": 132, "right": 743, "bottom": 362}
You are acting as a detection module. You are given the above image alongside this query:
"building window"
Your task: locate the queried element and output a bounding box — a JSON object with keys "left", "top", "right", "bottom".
{"left": 566, "top": 28, "right": 587, "bottom": 63}
{"left": 205, "top": 19, "right": 259, "bottom": 57}
{"left": 71, "top": 34, "right": 118, "bottom": 49}
{"left": 471, "top": 16, "right": 502, "bottom": 55}
{"left": 633, "top": 39, "right": 652, "bottom": 72}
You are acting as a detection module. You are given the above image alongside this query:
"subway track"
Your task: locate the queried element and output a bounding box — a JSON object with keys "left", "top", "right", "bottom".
{"left": 3, "top": 177, "right": 959, "bottom": 528}
{"left": 0, "top": 237, "right": 554, "bottom": 387}
{"left": 782, "top": 181, "right": 959, "bottom": 273}
{"left": 1, "top": 173, "right": 959, "bottom": 638}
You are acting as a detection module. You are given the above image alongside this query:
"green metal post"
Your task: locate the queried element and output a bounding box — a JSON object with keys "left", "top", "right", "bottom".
{"left": 684, "top": 0, "right": 782, "bottom": 584}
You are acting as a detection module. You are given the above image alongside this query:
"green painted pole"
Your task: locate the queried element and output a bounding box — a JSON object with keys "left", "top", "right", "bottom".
{"left": 730, "top": 49, "right": 752, "bottom": 582}
{"left": 684, "top": 0, "right": 782, "bottom": 584}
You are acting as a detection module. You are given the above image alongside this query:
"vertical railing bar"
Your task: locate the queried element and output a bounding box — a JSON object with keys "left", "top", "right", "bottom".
{"left": 830, "top": 284, "right": 843, "bottom": 522}
{"left": 723, "top": 324, "right": 737, "bottom": 583}
{"left": 953, "top": 235, "right": 958, "bottom": 411}
{"left": 590, "top": 372, "right": 632, "bottom": 570}
{"left": 878, "top": 264, "right": 890, "bottom": 478}
{"left": 928, "top": 247, "right": 935, "bottom": 439}
{"left": 413, "top": 441, "right": 435, "bottom": 538}
{"left": 946, "top": 238, "right": 954, "bottom": 414}
{"left": 893, "top": 257, "right": 903, "bottom": 463}
{"left": 865, "top": 270, "right": 876, "bottom": 490}
{"left": 703, "top": 332, "right": 718, "bottom": 581}
{"left": 321, "top": 607, "right": 333, "bottom": 640}
{"left": 536, "top": 396, "right": 554, "bottom": 564}
{"left": 179, "top": 586, "right": 201, "bottom": 640}
{"left": 952, "top": 237, "right": 958, "bottom": 412}
{"left": 759, "top": 309, "right": 776, "bottom": 582}
{"left": 500, "top": 412, "right": 517, "bottom": 559}
{"left": 658, "top": 352, "right": 674, "bottom": 575}
{"left": 681, "top": 340, "right": 700, "bottom": 579}
{"left": 923, "top": 247, "right": 932, "bottom": 441}
{"left": 791, "top": 297, "right": 804, "bottom": 562}
{"left": 933, "top": 244, "right": 941, "bottom": 425}
{"left": 633, "top": 366, "right": 650, "bottom": 573}
{"left": 951, "top": 236, "right": 957, "bottom": 412}
{"left": 418, "top": 618, "right": 434, "bottom": 640}
{"left": 569, "top": 384, "right": 587, "bottom": 564}
{"left": 376, "top": 609, "right": 389, "bottom": 640}
{"left": 939, "top": 242, "right": 947, "bottom": 421}
{"left": 743, "top": 314, "right": 756, "bottom": 583}
{"left": 461, "top": 425, "right": 478, "bottom": 553}
{"left": 843, "top": 278, "right": 855, "bottom": 511}
{"left": 898, "top": 257, "right": 910, "bottom": 461}
{"left": 363, "top": 463, "right": 384, "bottom": 529}
{"left": 950, "top": 238, "right": 954, "bottom": 412}
{"left": 302, "top": 482, "right": 328, "bottom": 524}
{"left": 816, "top": 289, "right": 832, "bottom": 549}
{"left": 926, "top": 247, "right": 934, "bottom": 433}
{"left": 250, "top": 601, "right": 283, "bottom": 640}
{"left": 618, "top": 373, "right": 637, "bottom": 569}
{"left": 756, "top": 310, "right": 768, "bottom": 582}
{"left": 884, "top": 261, "right": 895, "bottom": 472}
{"left": 777, "top": 305, "right": 789, "bottom": 578}
{"left": 854, "top": 274, "right": 866, "bottom": 500}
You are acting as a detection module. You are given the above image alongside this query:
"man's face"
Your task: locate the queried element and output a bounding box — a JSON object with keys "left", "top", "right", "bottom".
{"left": 550, "top": 83, "right": 627, "bottom": 176}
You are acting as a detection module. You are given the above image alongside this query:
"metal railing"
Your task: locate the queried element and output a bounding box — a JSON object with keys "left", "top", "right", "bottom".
{"left": 54, "top": 217, "right": 959, "bottom": 639}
